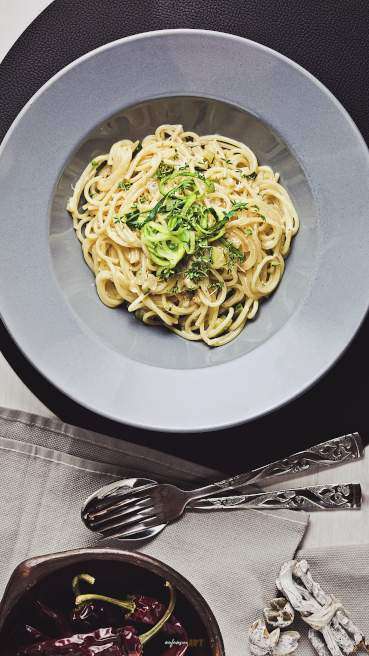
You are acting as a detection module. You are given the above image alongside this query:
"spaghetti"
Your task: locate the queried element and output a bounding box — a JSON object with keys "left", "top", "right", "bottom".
{"left": 67, "top": 124, "right": 299, "bottom": 346}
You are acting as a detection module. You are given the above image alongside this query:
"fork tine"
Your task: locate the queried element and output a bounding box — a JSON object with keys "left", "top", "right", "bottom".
{"left": 89, "top": 483, "right": 157, "bottom": 513}
{"left": 102, "top": 516, "right": 161, "bottom": 540}
{"left": 86, "top": 489, "right": 154, "bottom": 521}
{"left": 97, "top": 506, "right": 156, "bottom": 536}
{"left": 88, "top": 497, "right": 153, "bottom": 528}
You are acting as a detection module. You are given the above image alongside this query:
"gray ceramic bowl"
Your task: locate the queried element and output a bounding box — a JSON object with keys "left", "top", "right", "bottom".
{"left": 0, "top": 547, "right": 224, "bottom": 655}
{"left": 0, "top": 30, "right": 368, "bottom": 432}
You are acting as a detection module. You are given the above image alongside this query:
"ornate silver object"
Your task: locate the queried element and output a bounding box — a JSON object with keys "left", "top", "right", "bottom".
{"left": 248, "top": 433, "right": 363, "bottom": 484}
{"left": 264, "top": 598, "right": 295, "bottom": 628}
{"left": 82, "top": 433, "right": 363, "bottom": 541}
{"left": 276, "top": 560, "right": 369, "bottom": 656}
{"left": 193, "top": 484, "right": 361, "bottom": 511}
{"left": 249, "top": 619, "right": 301, "bottom": 656}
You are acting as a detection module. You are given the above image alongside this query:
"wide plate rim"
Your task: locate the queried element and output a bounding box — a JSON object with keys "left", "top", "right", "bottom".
{"left": 0, "top": 29, "right": 368, "bottom": 433}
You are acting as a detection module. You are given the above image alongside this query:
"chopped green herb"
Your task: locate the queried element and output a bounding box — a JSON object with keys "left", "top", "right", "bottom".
{"left": 234, "top": 302, "right": 243, "bottom": 316}
{"left": 155, "top": 162, "right": 174, "bottom": 179}
{"left": 125, "top": 206, "right": 150, "bottom": 229}
{"left": 245, "top": 171, "right": 257, "bottom": 180}
{"left": 158, "top": 268, "right": 176, "bottom": 281}
{"left": 114, "top": 216, "right": 122, "bottom": 224}
{"left": 245, "top": 228, "right": 253, "bottom": 236}
{"left": 209, "top": 280, "right": 224, "bottom": 293}
{"left": 222, "top": 158, "right": 232, "bottom": 165}
{"left": 159, "top": 169, "right": 213, "bottom": 192}
{"left": 118, "top": 180, "right": 132, "bottom": 190}
{"left": 221, "top": 238, "right": 245, "bottom": 266}
{"left": 185, "top": 243, "right": 213, "bottom": 284}
{"left": 91, "top": 160, "right": 99, "bottom": 167}
{"left": 259, "top": 214, "right": 267, "bottom": 221}
{"left": 123, "top": 169, "right": 250, "bottom": 276}
{"left": 222, "top": 202, "right": 248, "bottom": 222}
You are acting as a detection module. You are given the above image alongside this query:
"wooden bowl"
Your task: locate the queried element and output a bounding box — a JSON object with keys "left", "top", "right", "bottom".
{"left": 0, "top": 547, "right": 225, "bottom": 655}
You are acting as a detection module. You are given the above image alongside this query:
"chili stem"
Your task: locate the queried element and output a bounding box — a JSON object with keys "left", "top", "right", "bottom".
{"left": 72, "top": 573, "right": 96, "bottom": 597}
{"left": 140, "top": 581, "right": 176, "bottom": 645}
{"left": 75, "top": 593, "right": 136, "bottom": 614}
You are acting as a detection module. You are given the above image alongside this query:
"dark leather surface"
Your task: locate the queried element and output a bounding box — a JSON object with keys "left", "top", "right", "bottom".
{"left": 0, "top": 0, "right": 368, "bottom": 469}
{"left": 1, "top": 0, "right": 369, "bottom": 146}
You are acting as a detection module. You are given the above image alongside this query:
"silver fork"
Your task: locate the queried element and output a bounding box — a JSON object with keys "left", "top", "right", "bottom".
{"left": 82, "top": 432, "right": 363, "bottom": 541}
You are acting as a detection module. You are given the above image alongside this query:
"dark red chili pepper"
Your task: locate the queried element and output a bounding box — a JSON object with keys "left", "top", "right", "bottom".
{"left": 161, "top": 618, "right": 188, "bottom": 656}
{"left": 11, "top": 600, "right": 71, "bottom": 649}
{"left": 162, "top": 639, "right": 188, "bottom": 656}
{"left": 127, "top": 595, "right": 164, "bottom": 625}
{"left": 71, "top": 574, "right": 135, "bottom": 634}
{"left": 71, "top": 592, "right": 188, "bottom": 654}
{"left": 120, "top": 626, "right": 142, "bottom": 656}
{"left": 71, "top": 595, "right": 163, "bottom": 633}
{"left": 17, "top": 626, "right": 142, "bottom": 656}
{"left": 34, "top": 600, "right": 71, "bottom": 636}
{"left": 71, "top": 600, "right": 123, "bottom": 632}
{"left": 127, "top": 595, "right": 188, "bottom": 655}
{"left": 24, "top": 626, "right": 47, "bottom": 641}
{"left": 13, "top": 624, "right": 49, "bottom": 646}
{"left": 15, "top": 576, "right": 184, "bottom": 656}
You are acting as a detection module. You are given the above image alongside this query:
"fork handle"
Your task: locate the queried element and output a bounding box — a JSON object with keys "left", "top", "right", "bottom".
{"left": 185, "top": 433, "right": 363, "bottom": 502}
{"left": 190, "top": 484, "right": 362, "bottom": 511}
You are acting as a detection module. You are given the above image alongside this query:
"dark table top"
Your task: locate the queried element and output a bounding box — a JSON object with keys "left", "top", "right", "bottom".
{"left": 0, "top": 0, "right": 368, "bottom": 471}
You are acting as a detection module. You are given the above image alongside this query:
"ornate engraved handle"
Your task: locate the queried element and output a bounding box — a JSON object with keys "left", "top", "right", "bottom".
{"left": 191, "top": 484, "right": 362, "bottom": 511}
{"left": 253, "top": 433, "right": 363, "bottom": 481}
{"left": 187, "top": 433, "right": 363, "bottom": 501}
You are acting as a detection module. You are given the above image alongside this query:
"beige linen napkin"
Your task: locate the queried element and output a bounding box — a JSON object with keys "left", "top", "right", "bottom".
{"left": 0, "top": 407, "right": 308, "bottom": 655}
